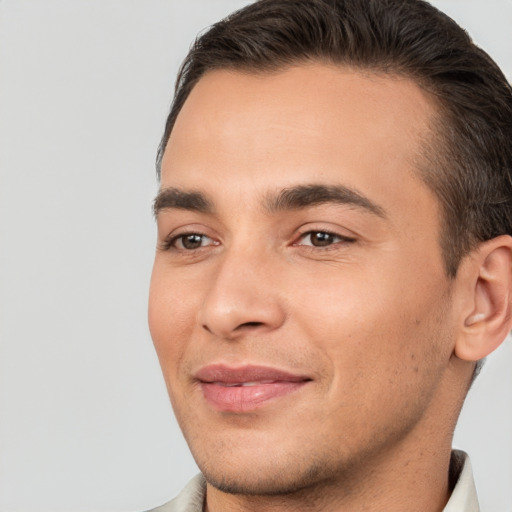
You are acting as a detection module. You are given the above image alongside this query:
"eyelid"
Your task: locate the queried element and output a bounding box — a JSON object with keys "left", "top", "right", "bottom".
{"left": 178, "top": 233, "right": 214, "bottom": 249}
{"left": 158, "top": 222, "right": 221, "bottom": 252}
{"left": 161, "top": 232, "right": 216, "bottom": 251}
{"left": 293, "top": 226, "right": 357, "bottom": 245}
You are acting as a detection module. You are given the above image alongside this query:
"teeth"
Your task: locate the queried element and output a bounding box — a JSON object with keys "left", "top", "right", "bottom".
{"left": 213, "top": 380, "right": 276, "bottom": 387}
{"left": 243, "top": 380, "right": 276, "bottom": 386}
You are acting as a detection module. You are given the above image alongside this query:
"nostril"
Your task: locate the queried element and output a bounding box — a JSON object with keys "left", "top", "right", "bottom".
{"left": 201, "top": 321, "right": 264, "bottom": 336}
{"left": 237, "top": 321, "right": 264, "bottom": 329}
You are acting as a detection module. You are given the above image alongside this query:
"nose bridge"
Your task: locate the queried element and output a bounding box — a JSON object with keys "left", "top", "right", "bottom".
{"left": 198, "top": 240, "right": 285, "bottom": 339}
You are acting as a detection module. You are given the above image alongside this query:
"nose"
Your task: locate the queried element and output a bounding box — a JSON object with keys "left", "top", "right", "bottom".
{"left": 198, "top": 246, "right": 286, "bottom": 340}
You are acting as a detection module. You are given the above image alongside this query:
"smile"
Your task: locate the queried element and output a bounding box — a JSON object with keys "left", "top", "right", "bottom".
{"left": 195, "top": 365, "right": 312, "bottom": 413}
{"left": 213, "top": 380, "right": 277, "bottom": 387}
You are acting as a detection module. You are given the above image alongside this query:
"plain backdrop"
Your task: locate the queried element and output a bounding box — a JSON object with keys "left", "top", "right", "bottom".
{"left": 0, "top": 1, "right": 511, "bottom": 511}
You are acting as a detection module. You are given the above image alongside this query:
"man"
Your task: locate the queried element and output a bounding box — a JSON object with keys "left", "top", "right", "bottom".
{"left": 147, "top": 0, "right": 512, "bottom": 510}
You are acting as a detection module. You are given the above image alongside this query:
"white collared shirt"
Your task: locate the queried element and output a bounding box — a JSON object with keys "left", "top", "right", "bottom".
{"left": 444, "top": 450, "right": 480, "bottom": 512}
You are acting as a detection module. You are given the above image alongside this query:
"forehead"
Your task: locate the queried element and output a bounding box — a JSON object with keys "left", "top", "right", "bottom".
{"left": 161, "top": 64, "right": 440, "bottom": 228}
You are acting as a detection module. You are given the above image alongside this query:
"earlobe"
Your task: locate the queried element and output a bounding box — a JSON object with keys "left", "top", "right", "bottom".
{"left": 455, "top": 235, "right": 512, "bottom": 362}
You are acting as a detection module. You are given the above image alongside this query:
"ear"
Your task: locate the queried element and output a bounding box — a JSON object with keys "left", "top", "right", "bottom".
{"left": 455, "top": 235, "right": 512, "bottom": 362}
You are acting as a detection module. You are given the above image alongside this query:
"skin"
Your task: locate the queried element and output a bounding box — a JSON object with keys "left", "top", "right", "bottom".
{"left": 149, "top": 64, "right": 502, "bottom": 511}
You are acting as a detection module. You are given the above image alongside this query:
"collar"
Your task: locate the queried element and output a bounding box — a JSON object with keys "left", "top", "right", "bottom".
{"left": 443, "top": 450, "right": 480, "bottom": 511}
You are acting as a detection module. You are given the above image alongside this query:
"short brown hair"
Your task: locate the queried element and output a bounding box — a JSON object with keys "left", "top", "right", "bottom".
{"left": 157, "top": 0, "right": 512, "bottom": 277}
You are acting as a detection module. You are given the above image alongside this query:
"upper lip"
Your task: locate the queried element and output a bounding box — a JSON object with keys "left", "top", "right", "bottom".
{"left": 195, "top": 364, "right": 312, "bottom": 384}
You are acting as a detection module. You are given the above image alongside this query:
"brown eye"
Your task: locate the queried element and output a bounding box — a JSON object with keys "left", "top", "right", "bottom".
{"left": 309, "top": 232, "right": 337, "bottom": 247}
{"left": 295, "top": 230, "right": 355, "bottom": 249}
{"left": 173, "top": 233, "right": 214, "bottom": 250}
{"left": 181, "top": 234, "right": 204, "bottom": 249}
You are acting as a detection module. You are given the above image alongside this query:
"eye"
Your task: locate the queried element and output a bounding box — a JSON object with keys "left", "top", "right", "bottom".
{"left": 170, "top": 233, "right": 216, "bottom": 250}
{"left": 297, "top": 230, "right": 353, "bottom": 248}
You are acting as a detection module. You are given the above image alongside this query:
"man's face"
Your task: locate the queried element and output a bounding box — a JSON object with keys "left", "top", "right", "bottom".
{"left": 149, "top": 64, "right": 458, "bottom": 494}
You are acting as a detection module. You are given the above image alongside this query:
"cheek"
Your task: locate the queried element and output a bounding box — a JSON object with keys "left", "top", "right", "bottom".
{"left": 148, "top": 266, "right": 199, "bottom": 375}
{"left": 148, "top": 271, "right": 206, "bottom": 424}
{"left": 293, "top": 274, "right": 452, "bottom": 447}
{"left": 291, "top": 263, "right": 452, "bottom": 384}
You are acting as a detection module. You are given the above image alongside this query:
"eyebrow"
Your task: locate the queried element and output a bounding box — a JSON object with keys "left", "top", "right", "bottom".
{"left": 265, "top": 184, "right": 386, "bottom": 218}
{"left": 153, "top": 183, "right": 386, "bottom": 219}
{"left": 153, "top": 187, "right": 214, "bottom": 216}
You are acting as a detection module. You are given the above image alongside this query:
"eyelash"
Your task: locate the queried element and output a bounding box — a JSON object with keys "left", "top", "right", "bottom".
{"left": 161, "top": 232, "right": 216, "bottom": 252}
{"left": 294, "top": 229, "right": 356, "bottom": 249}
{"left": 161, "top": 229, "right": 355, "bottom": 253}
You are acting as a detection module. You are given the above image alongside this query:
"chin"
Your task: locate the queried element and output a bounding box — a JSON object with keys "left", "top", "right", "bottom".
{"left": 202, "top": 464, "right": 330, "bottom": 497}
{"left": 192, "top": 439, "right": 339, "bottom": 497}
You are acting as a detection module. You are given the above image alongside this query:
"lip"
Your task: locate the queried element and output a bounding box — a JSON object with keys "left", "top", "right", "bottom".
{"left": 195, "top": 364, "right": 312, "bottom": 413}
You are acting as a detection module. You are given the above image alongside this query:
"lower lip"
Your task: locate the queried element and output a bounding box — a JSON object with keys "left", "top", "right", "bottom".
{"left": 200, "top": 381, "right": 308, "bottom": 413}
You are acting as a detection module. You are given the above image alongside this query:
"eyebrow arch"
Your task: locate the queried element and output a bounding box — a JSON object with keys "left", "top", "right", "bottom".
{"left": 153, "top": 187, "right": 214, "bottom": 217}
{"left": 265, "top": 184, "right": 386, "bottom": 218}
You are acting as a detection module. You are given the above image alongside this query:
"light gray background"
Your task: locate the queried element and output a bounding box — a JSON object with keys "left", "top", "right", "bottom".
{"left": 0, "top": 1, "right": 511, "bottom": 511}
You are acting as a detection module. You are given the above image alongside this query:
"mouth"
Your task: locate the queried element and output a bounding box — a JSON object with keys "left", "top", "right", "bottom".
{"left": 195, "top": 364, "right": 312, "bottom": 413}
{"left": 211, "top": 380, "right": 280, "bottom": 387}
